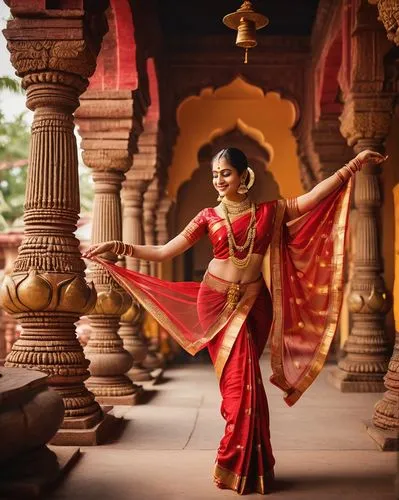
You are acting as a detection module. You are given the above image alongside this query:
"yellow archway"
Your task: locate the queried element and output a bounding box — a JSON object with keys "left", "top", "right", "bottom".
{"left": 167, "top": 76, "right": 304, "bottom": 200}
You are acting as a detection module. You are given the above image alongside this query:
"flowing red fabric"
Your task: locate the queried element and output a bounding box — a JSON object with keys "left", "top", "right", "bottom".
{"left": 270, "top": 179, "right": 352, "bottom": 405}
{"left": 92, "top": 180, "right": 352, "bottom": 493}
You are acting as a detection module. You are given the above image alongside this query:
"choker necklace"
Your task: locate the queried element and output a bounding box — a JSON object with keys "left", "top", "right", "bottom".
{"left": 221, "top": 197, "right": 251, "bottom": 215}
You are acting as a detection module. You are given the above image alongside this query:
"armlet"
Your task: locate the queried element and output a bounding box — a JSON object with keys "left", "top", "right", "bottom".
{"left": 180, "top": 219, "right": 204, "bottom": 244}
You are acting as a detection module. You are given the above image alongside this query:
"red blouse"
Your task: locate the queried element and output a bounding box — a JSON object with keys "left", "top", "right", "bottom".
{"left": 180, "top": 201, "right": 278, "bottom": 259}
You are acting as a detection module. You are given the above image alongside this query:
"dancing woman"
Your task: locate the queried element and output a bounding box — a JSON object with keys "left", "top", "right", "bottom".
{"left": 84, "top": 147, "right": 386, "bottom": 495}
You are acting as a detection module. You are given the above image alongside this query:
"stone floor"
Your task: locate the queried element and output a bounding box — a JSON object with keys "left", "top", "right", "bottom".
{"left": 48, "top": 358, "right": 398, "bottom": 500}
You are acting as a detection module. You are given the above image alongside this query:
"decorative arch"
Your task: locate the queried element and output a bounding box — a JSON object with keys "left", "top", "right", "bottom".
{"left": 167, "top": 77, "right": 303, "bottom": 201}
{"left": 89, "top": 0, "right": 138, "bottom": 91}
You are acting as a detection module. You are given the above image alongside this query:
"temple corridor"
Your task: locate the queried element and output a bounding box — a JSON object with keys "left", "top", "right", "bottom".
{"left": 48, "top": 358, "right": 397, "bottom": 500}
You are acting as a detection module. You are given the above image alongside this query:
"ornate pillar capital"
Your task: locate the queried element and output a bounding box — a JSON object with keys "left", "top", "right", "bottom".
{"left": 368, "top": 0, "right": 399, "bottom": 45}
{"left": 340, "top": 92, "right": 395, "bottom": 150}
{"left": 3, "top": 4, "right": 106, "bottom": 102}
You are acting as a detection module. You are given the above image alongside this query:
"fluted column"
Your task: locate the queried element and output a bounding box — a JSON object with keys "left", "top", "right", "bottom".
{"left": 76, "top": 91, "right": 142, "bottom": 404}
{"left": 328, "top": 1, "right": 395, "bottom": 392}
{"left": 365, "top": 183, "right": 399, "bottom": 450}
{"left": 0, "top": 4, "right": 108, "bottom": 443}
{"left": 120, "top": 176, "right": 153, "bottom": 382}
{"left": 367, "top": 1, "right": 399, "bottom": 449}
{"left": 330, "top": 96, "right": 393, "bottom": 392}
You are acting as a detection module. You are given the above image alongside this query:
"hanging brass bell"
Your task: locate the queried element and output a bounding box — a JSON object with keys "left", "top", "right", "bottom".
{"left": 236, "top": 18, "right": 257, "bottom": 49}
{"left": 223, "top": 1, "right": 269, "bottom": 64}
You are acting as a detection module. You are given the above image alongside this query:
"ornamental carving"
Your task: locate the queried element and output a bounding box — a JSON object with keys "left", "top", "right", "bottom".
{"left": 92, "top": 287, "right": 132, "bottom": 316}
{"left": 369, "top": 0, "right": 399, "bottom": 45}
{"left": 348, "top": 286, "right": 392, "bottom": 314}
{"left": 0, "top": 271, "right": 96, "bottom": 315}
{"left": 6, "top": 40, "right": 97, "bottom": 80}
{"left": 339, "top": 94, "right": 394, "bottom": 146}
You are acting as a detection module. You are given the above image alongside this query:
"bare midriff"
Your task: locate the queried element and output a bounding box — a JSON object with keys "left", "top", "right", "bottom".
{"left": 207, "top": 253, "right": 265, "bottom": 284}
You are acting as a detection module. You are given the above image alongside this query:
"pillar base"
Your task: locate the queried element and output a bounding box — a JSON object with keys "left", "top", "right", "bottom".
{"left": 365, "top": 420, "right": 399, "bottom": 451}
{"left": 128, "top": 364, "right": 153, "bottom": 382}
{"left": 94, "top": 387, "right": 143, "bottom": 406}
{"left": 0, "top": 445, "right": 80, "bottom": 499}
{"left": 61, "top": 409, "right": 103, "bottom": 430}
{"left": 50, "top": 412, "right": 121, "bottom": 446}
{"left": 328, "top": 367, "right": 386, "bottom": 392}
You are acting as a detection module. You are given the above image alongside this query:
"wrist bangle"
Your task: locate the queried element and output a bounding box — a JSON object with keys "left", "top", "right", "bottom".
{"left": 335, "top": 171, "right": 346, "bottom": 184}
{"left": 286, "top": 197, "right": 301, "bottom": 219}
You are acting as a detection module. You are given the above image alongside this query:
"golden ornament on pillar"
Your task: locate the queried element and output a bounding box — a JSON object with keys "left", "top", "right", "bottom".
{"left": 223, "top": 1, "right": 269, "bottom": 64}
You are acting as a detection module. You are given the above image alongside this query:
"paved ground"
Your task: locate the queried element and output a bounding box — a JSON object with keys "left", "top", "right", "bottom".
{"left": 49, "top": 358, "right": 398, "bottom": 500}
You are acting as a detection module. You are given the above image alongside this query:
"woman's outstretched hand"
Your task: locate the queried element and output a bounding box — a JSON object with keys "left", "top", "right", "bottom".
{"left": 82, "top": 241, "right": 115, "bottom": 259}
{"left": 355, "top": 150, "right": 388, "bottom": 166}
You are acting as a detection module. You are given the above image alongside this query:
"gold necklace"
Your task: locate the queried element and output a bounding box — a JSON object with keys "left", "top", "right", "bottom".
{"left": 221, "top": 197, "right": 251, "bottom": 215}
{"left": 222, "top": 201, "right": 257, "bottom": 268}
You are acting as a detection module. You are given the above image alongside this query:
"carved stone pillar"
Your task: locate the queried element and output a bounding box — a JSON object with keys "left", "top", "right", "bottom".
{"left": 365, "top": 183, "right": 399, "bottom": 450}
{"left": 328, "top": 1, "right": 395, "bottom": 392}
{"left": 330, "top": 94, "right": 393, "bottom": 392}
{"left": 120, "top": 175, "right": 153, "bottom": 382}
{"left": 76, "top": 91, "right": 141, "bottom": 405}
{"left": 0, "top": 4, "right": 107, "bottom": 443}
{"left": 367, "top": 0, "right": 399, "bottom": 451}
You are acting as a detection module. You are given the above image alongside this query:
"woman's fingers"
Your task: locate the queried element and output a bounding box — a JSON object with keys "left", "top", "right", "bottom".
{"left": 82, "top": 242, "right": 114, "bottom": 259}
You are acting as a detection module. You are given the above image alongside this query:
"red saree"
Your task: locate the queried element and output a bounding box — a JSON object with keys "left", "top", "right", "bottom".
{"left": 93, "top": 178, "right": 352, "bottom": 494}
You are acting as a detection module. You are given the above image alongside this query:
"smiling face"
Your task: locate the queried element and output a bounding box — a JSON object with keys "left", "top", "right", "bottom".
{"left": 212, "top": 157, "right": 245, "bottom": 199}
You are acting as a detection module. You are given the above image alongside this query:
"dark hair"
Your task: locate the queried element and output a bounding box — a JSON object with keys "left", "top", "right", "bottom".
{"left": 213, "top": 148, "right": 248, "bottom": 175}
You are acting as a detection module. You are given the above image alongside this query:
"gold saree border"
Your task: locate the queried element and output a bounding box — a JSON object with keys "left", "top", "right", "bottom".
{"left": 270, "top": 180, "right": 352, "bottom": 406}
{"left": 214, "top": 463, "right": 273, "bottom": 495}
{"left": 269, "top": 199, "right": 291, "bottom": 392}
{"left": 96, "top": 260, "right": 261, "bottom": 358}
{"left": 205, "top": 272, "right": 262, "bottom": 380}
{"left": 96, "top": 260, "right": 235, "bottom": 356}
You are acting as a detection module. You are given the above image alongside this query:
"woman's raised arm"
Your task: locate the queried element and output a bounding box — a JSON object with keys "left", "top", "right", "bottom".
{"left": 285, "top": 150, "right": 387, "bottom": 221}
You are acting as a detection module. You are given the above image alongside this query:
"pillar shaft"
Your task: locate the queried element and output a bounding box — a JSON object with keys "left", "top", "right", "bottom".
{"left": 0, "top": 8, "right": 107, "bottom": 434}
{"left": 332, "top": 95, "right": 394, "bottom": 392}
{"left": 120, "top": 176, "right": 153, "bottom": 382}
{"left": 367, "top": 0, "right": 399, "bottom": 444}
{"left": 76, "top": 91, "right": 143, "bottom": 404}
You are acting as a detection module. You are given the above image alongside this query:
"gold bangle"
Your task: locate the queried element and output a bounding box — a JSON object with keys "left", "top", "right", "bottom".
{"left": 286, "top": 197, "right": 301, "bottom": 218}
{"left": 335, "top": 171, "right": 346, "bottom": 184}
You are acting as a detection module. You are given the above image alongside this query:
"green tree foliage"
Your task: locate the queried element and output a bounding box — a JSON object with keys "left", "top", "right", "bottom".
{"left": 0, "top": 76, "right": 29, "bottom": 229}
{"left": 0, "top": 76, "right": 94, "bottom": 230}
{"left": 0, "top": 76, "right": 23, "bottom": 94}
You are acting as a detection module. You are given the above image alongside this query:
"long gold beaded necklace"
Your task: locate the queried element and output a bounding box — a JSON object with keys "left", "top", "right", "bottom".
{"left": 221, "top": 197, "right": 257, "bottom": 269}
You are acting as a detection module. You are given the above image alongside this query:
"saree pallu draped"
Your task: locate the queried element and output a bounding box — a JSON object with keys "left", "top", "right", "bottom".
{"left": 270, "top": 179, "right": 352, "bottom": 406}
{"left": 92, "top": 177, "right": 352, "bottom": 494}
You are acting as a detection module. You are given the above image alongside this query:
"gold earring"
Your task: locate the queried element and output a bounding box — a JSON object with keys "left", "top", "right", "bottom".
{"left": 237, "top": 182, "right": 248, "bottom": 195}
{"left": 237, "top": 171, "right": 249, "bottom": 195}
